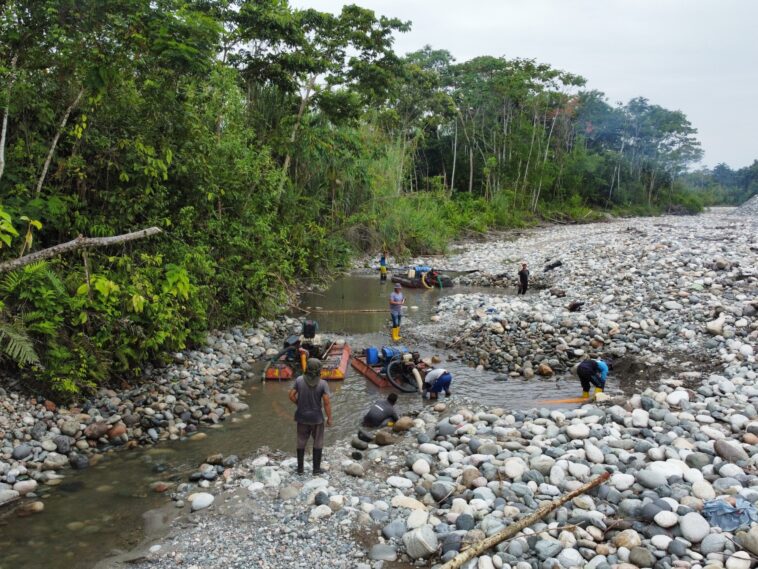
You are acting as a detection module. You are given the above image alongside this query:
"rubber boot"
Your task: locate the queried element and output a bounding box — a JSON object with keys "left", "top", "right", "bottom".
{"left": 296, "top": 449, "right": 305, "bottom": 475}
{"left": 396, "top": 327, "right": 402, "bottom": 341}
{"left": 391, "top": 327, "right": 399, "bottom": 341}
{"left": 594, "top": 386, "right": 603, "bottom": 394}
{"left": 581, "top": 391, "right": 590, "bottom": 399}
{"left": 312, "top": 448, "right": 323, "bottom": 475}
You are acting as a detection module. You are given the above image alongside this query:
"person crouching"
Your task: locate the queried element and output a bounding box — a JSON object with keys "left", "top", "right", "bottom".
{"left": 423, "top": 367, "right": 452, "bottom": 399}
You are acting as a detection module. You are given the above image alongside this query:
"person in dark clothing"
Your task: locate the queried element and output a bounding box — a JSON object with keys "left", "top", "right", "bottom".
{"left": 577, "top": 358, "right": 610, "bottom": 398}
{"left": 362, "top": 393, "right": 399, "bottom": 427}
{"left": 517, "top": 262, "right": 529, "bottom": 295}
{"left": 289, "top": 358, "right": 332, "bottom": 475}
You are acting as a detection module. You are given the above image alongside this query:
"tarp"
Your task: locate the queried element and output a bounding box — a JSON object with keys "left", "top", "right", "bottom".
{"left": 702, "top": 497, "right": 758, "bottom": 531}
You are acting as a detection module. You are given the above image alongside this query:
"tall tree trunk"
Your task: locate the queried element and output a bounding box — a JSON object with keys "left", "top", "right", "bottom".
{"left": 0, "top": 54, "right": 19, "bottom": 184}
{"left": 278, "top": 74, "right": 316, "bottom": 194}
{"left": 468, "top": 146, "right": 474, "bottom": 194}
{"left": 450, "top": 120, "right": 457, "bottom": 196}
{"left": 35, "top": 87, "right": 84, "bottom": 196}
{"left": 647, "top": 168, "right": 657, "bottom": 207}
{"left": 532, "top": 113, "right": 557, "bottom": 212}
{"left": 608, "top": 138, "right": 625, "bottom": 206}
{"left": 521, "top": 112, "right": 538, "bottom": 199}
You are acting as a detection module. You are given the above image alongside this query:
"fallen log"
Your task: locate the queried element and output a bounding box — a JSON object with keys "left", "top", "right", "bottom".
{"left": 438, "top": 471, "right": 610, "bottom": 569}
{"left": 307, "top": 308, "right": 387, "bottom": 314}
{"left": 0, "top": 227, "right": 162, "bottom": 273}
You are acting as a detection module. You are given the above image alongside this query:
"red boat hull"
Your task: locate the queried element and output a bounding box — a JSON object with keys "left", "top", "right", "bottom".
{"left": 264, "top": 342, "right": 352, "bottom": 381}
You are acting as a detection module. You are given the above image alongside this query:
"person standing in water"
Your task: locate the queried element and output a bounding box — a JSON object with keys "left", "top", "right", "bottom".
{"left": 389, "top": 282, "right": 404, "bottom": 341}
{"left": 289, "top": 358, "right": 332, "bottom": 475}
{"left": 517, "top": 262, "right": 529, "bottom": 295}
{"left": 379, "top": 251, "right": 388, "bottom": 282}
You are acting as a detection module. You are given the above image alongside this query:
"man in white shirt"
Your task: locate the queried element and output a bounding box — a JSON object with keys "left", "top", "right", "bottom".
{"left": 423, "top": 367, "right": 452, "bottom": 399}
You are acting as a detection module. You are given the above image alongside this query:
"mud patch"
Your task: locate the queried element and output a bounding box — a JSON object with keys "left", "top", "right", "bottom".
{"left": 610, "top": 352, "right": 716, "bottom": 397}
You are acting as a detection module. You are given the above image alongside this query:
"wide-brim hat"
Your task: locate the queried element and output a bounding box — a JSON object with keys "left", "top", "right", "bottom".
{"left": 394, "top": 283, "right": 402, "bottom": 289}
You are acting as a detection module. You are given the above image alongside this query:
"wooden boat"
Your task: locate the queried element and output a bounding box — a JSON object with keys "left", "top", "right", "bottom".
{"left": 351, "top": 354, "right": 430, "bottom": 392}
{"left": 391, "top": 272, "right": 454, "bottom": 289}
{"left": 264, "top": 342, "right": 352, "bottom": 381}
{"left": 351, "top": 355, "right": 392, "bottom": 388}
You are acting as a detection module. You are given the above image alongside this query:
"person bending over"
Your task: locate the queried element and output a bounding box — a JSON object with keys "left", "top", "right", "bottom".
{"left": 577, "top": 357, "right": 610, "bottom": 398}
{"left": 362, "top": 393, "right": 399, "bottom": 428}
{"left": 423, "top": 367, "right": 453, "bottom": 399}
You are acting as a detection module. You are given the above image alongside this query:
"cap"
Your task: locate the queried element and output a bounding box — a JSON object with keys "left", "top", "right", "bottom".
{"left": 306, "top": 358, "right": 322, "bottom": 373}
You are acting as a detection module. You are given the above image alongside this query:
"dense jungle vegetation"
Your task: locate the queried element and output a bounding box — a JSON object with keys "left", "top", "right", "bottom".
{"left": 0, "top": 0, "right": 754, "bottom": 394}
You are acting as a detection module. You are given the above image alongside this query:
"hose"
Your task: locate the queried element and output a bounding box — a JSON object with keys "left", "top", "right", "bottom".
{"left": 411, "top": 367, "right": 423, "bottom": 393}
{"left": 420, "top": 271, "right": 433, "bottom": 289}
{"left": 386, "top": 358, "right": 420, "bottom": 393}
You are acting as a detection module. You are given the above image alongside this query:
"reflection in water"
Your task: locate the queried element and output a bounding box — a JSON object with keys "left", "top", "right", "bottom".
{"left": 0, "top": 275, "right": 592, "bottom": 569}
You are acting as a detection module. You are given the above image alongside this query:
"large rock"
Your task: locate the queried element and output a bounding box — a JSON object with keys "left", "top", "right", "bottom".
{"left": 254, "top": 466, "right": 281, "bottom": 487}
{"left": 714, "top": 439, "right": 749, "bottom": 463}
{"left": 557, "top": 548, "right": 583, "bottom": 567}
{"left": 736, "top": 525, "right": 758, "bottom": 556}
{"left": 375, "top": 430, "right": 398, "bottom": 446}
{"left": 613, "top": 529, "right": 642, "bottom": 549}
{"left": 0, "top": 489, "right": 20, "bottom": 506}
{"left": 83, "top": 421, "right": 109, "bottom": 440}
{"left": 13, "top": 480, "right": 38, "bottom": 495}
{"left": 42, "top": 452, "right": 69, "bottom": 470}
{"left": 391, "top": 495, "right": 426, "bottom": 510}
{"left": 636, "top": 469, "right": 667, "bottom": 489}
{"left": 60, "top": 420, "right": 80, "bottom": 437}
{"left": 402, "top": 525, "right": 438, "bottom": 559}
{"left": 565, "top": 424, "right": 589, "bottom": 440}
{"left": 392, "top": 416, "right": 414, "bottom": 432}
{"left": 706, "top": 313, "right": 726, "bottom": 335}
{"left": 631, "top": 408, "right": 649, "bottom": 427}
{"left": 344, "top": 463, "right": 365, "bottom": 477}
{"left": 680, "top": 512, "right": 710, "bottom": 543}
{"left": 190, "top": 492, "right": 214, "bottom": 511}
{"left": 387, "top": 476, "right": 413, "bottom": 489}
{"left": 11, "top": 444, "right": 33, "bottom": 460}
{"left": 629, "top": 546, "right": 655, "bottom": 568}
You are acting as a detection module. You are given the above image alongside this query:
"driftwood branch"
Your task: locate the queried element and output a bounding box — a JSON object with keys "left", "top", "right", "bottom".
{"left": 439, "top": 471, "right": 610, "bottom": 569}
{"left": 0, "top": 227, "right": 162, "bottom": 273}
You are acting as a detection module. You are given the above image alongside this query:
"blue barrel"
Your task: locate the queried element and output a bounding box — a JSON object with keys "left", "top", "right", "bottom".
{"left": 366, "top": 347, "right": 379, "bottom": 365}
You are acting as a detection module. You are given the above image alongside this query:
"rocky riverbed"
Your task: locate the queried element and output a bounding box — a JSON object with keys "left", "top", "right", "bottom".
{"left": 0, "top": 318, "right": 303, "bottom": 511}
{"left": 110, "top": 209, "right": 758, "bottom": 569}
{"left": 415, "top": 210, "right": 756, "bottom": 380}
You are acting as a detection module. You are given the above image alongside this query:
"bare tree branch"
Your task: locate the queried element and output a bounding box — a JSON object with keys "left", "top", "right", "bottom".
{"left": 34, "top": 87, "right": 84, "bottom": 196}
{"left": 0, "top": 227, "right": 162, "bottom": 273}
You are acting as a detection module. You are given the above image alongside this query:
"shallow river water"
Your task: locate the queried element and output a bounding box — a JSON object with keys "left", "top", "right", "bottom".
{"left": 0, "top": 275, "right": 644, "bottom": 569}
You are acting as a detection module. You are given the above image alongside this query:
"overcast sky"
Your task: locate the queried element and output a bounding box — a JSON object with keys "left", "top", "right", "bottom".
{"left": 290, "top": 0, "right": 757, "bottom": 169}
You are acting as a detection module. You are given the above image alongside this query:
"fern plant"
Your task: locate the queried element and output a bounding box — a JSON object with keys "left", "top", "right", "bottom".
{"left": 0, "top": 318, "right": 40, "bottom": 366}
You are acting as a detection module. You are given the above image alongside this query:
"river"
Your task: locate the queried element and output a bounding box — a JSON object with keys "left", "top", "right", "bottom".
{"left": 0, "top": 274, "right": 642, "bottom": 569}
